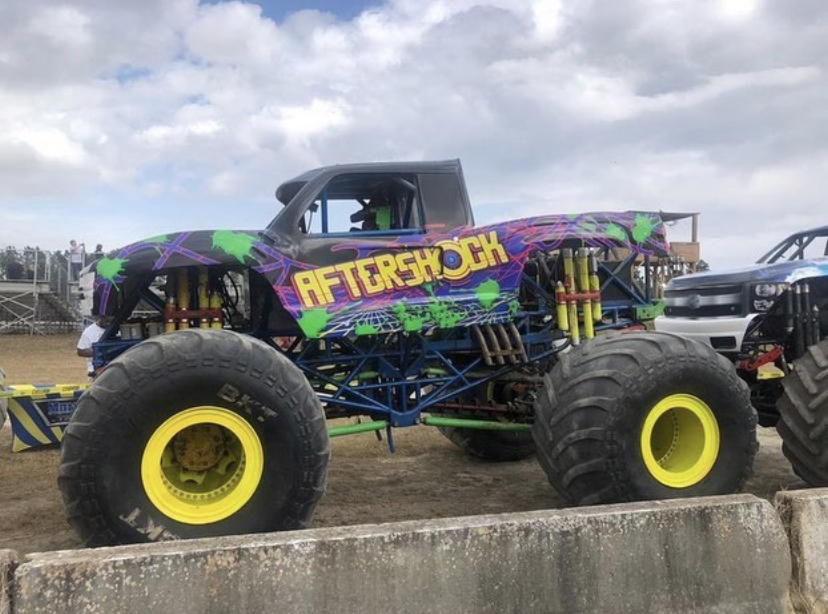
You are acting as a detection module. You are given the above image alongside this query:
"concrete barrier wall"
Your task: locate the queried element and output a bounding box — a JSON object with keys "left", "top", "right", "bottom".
{"left": 11, "top": 495, "right": 791, "bottom": 614}
{"left": 776, "top": 488, "right": 828, "bottom": 614}
{"left": 1, "top": 550, "right": 17, "bottom": 614}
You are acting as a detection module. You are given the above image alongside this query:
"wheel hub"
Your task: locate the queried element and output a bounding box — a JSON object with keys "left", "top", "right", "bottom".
{"left": 142, "top": 406, "right": 265, "bottom": 525}
{"left": 173, "top": 424, "right": 226, "bottom": 471}
{"left": 640, "top": 393, "right": 720, "bottom": 489}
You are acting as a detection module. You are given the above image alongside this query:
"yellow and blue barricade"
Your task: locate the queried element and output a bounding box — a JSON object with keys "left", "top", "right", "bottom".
{"left": 0, "top": 384, "right": 89, "bottom": 452}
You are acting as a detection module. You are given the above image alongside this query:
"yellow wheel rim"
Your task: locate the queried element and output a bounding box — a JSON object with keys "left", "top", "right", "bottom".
{"left": 640, "top": 394, "right": 720, "bottom": 489}
{"left": 141, "top": 406, "right": 264, "bottom": 525}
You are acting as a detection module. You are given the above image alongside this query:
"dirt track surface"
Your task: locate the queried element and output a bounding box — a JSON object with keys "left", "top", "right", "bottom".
{"left": 0, "top": 334, "right": 806, "bottom": 555}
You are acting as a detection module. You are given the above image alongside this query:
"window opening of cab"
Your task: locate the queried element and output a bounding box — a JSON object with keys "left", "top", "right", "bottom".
{"left": 418, "top": 173, "right": 468, "bottom": 233}
{"left": 298, "top": 173, "right": 422, "bottom": 236}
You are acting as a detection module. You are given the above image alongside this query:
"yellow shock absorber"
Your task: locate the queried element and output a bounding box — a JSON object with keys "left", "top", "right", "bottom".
{"left": 198, "top": 268, "right": 210, "bottom": 329}
{"left": 563, "top": 249, "right": 580, "bottom": 345}
{"left": 177, "top": 269, "right": 191, "bottom": 330}
{"left": 577, "top": 249, "right": 594, "bottom": 339}
{"left": 590, "top": 252, "right": 602, "bottom": 322}
{"left": 563, "top": 248, "right": 575, "bottom": 292}
{"left": 569, "top": 298, "right": 580, "bottom": 345}
{"left": 164, "top": 296, "right": 177, "bottom": 334}
{"left": 555, "top": 281, "right": 569, "bottom": 331}
{"left": 210, "top": 293, "right": 223, "bottom": 330}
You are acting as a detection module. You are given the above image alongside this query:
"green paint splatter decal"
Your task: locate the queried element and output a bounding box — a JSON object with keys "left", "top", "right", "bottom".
{"left": 604, "top": 223, "right": 627, "bottom": 242}
{"left": 428, "top": 300, "right": 464, "bottom": 328}
{"left": 298, "top": 308, "right": 332, "bottom": 338}
{"left": 393, "top": 302, "right": 427, "bottom": 331}
{"left": 355, "top": 323, "right": 378, "bottom": 336}
{"left": 96, "top": 257, "right": 128, "bottom": 285}
{"left": 631, "top": 214, "right": 657, "bottom": 244}
{"left": 475, "top": 279, "right": 500, "bottom": 310}
{"left": 212, "top": 230, "right": 256, "bottom": 264}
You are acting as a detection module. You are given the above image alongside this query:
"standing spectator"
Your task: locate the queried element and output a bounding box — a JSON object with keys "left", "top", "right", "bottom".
{"left": 69, "top": 239, "right": 85, "bottom": 280}
{"left": 77, "top": 315, "right": 112, "bottom": 378}
{"left": 91, "top": 244, "right": 104, "bottom": 262}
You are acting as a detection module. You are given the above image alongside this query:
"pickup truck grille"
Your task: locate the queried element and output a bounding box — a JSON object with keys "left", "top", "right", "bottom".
{"left": 663, "top": 284, "right": 745, "bottom": 318}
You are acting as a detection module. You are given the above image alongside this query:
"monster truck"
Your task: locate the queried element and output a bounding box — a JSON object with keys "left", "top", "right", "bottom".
{"left": 59, "top": 159, "right": 757, "bottom": 546}
{"left": 655, "top": 226, "right": 828, "bottom": 486}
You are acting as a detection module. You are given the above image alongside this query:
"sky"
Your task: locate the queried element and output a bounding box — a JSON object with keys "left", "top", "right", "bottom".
{"left": 1, "top": 0, "right": 826, "bottom": 269}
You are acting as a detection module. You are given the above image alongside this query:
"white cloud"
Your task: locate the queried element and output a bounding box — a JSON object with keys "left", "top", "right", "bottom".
{"left": 137, "top": 119, "right": 225, "bottom": 144}
{"left": 8, "top": 126, "right": 89, "bottom": 165}
{"left": 28, "top": 5, "right": 92, "bottom": 48}
{"left": 715, "top": 0, "right": 761, "bottom": 22}
{"left": 0, "top": 0, "right": 825, "bottom": 270}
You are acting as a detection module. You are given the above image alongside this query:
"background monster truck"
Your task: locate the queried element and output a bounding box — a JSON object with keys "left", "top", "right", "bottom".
{"left": 656, "top": 226, "right": 828, "bottom": 487}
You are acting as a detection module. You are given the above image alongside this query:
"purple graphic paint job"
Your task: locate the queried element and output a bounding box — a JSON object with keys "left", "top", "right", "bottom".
{"left": 91, "top": 212, "right": 667, "bottom": 338}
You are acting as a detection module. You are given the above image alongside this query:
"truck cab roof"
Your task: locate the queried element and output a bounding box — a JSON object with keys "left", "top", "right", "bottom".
{"left": 269, "top": 159, "right": 474, "bottom": 237}
{"left": 275, "top": 159, "right": 465, "bottom": 205}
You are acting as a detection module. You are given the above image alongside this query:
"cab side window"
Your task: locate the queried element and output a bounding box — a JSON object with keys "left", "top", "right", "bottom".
{"left": 418, "top": 173, "right": 470, "bottom": 232}
{"left": 299, "top": 173, "right": 421, "bottom": 235}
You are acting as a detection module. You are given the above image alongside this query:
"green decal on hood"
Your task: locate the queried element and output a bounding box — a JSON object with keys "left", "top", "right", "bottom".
{"left": 96, "top": 257, "right": 128, "bottom": 285}
{"left": 604, "top": 223, "right": 627, "bottom": 242}
{"left": 632, "top": 214, "right": 657, "bottom": 244}
{"left": 212, "top": 230, "right": 256, "bottom": 264}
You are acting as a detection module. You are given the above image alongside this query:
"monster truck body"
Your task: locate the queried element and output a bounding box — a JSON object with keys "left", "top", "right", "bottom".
{"left": 60, "top": 160, "right": 760, "bottom": 547}
{"left": 87, "top": 160, "right": 668, "bottom": 426}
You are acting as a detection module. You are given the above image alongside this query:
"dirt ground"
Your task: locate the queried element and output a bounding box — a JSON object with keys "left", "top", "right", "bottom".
{"left": 0, "top": 334, "right": 806, "bottom": 555}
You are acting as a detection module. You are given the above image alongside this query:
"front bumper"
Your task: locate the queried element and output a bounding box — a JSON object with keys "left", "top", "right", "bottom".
{"left": 653, "top": 314, "right": 759, "bottom": 352}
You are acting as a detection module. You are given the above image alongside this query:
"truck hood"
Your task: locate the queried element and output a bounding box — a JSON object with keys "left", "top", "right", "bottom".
{"left": 668, "top": 257, "right": 828, "bottom": 290}
{"left": 90, "top": 229, "right": 265, "bottom": 282}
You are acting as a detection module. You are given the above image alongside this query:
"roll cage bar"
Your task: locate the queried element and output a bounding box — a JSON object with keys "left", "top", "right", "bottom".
{"left": 758, "top": 226, "right": 828, "bottom": 264}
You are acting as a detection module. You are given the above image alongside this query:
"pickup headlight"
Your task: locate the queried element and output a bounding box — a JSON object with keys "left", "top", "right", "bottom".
{"left": 752, "top": 283, "right": 787, "bottom": 298}
{"left": 750, "top": 282, "right": 788, "bottom": 312}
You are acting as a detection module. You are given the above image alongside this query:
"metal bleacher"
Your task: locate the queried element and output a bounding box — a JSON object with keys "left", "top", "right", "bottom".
{"left": 0, "top": 247, "right": 82, "bottom": 335}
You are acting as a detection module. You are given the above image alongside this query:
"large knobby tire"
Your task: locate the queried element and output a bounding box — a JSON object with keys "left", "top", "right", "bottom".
{"left": 777, "top": 339, "right": 828, "bottom": 486}
{"left": 532, "top": 332, "right": 757, "bottom": 505}
{"left": 438, "top": 382, "right": 536, "bottom": 462}
{"left": 59, "top": 329, "right": 329, "bottom": 547}
{"left": 439, "top": 427, "right": 536, "bottom": 462}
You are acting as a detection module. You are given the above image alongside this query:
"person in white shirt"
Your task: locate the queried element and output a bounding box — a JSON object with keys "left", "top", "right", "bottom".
{"left": 77, "top": 316, "right": 112, "bottom": 378}
{"left": 69, "top": 239, "right": 85, "bottom": 281}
